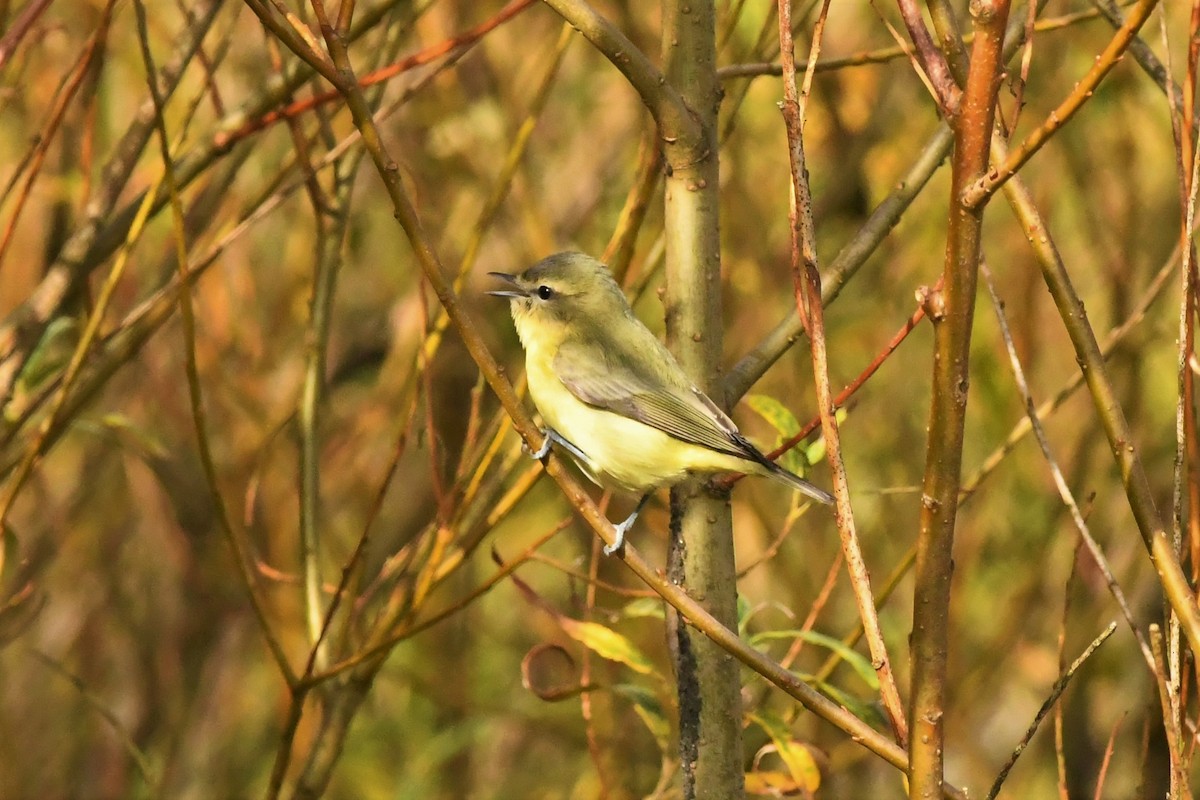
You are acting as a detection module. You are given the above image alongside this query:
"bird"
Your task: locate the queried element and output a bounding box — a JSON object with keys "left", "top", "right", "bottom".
{"left": 489, "top": 251, "right": 833, "bottom": 554}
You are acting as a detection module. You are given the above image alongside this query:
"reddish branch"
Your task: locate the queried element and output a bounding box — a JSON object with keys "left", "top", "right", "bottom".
{"left": 961, "top": 0, "right": 1159, "bottom": 207}
{"left": 715, "top": 287, "right": 933, "bottom": 494}
{"left": 0, "top": 3, "right": 113, "bottom": 272}
{"left": 775, "top": 293, "right": 931, "bottom": 463}
{"left": 0, "top": 0, "right": 57, "bottom": 71}
{"left": 215, "top": 0, "right": 535, "bottom": 148}
{"left": 892, "top": 0, "right": 961, "bottom": 115}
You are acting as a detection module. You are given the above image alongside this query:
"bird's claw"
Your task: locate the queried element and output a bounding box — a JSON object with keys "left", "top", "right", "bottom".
{"left": 602, "top": 493, "right": 650, "bottom": 556}
{"left": 603, "top": 523, "right": 629, "bottom": 556}
{"left": 527, "top": 433, "right": 552, "bottom": 460}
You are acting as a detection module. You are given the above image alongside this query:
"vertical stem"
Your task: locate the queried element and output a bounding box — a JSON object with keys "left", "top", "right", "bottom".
{"left": 293, "top": 676, "right": 372, "bottom": 799}
{"left": 909, "top": 0, "right": 1010, "bottom": 796}
{"left": 1150, "top": 624, "right": 1193, "bottom": 800}
{"left": 298, "top": 161, "right": 353, "bottom": 668}
{"left": 660, "top": 1, "right": 742, "bottom": 797}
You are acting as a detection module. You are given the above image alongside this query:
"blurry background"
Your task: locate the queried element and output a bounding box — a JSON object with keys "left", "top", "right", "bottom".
{"left": 0, "top": 0, "right": 1191, "bottom": 796}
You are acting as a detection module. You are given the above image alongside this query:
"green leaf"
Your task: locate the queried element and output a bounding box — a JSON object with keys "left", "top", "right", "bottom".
{"left": 745, "top": 394, "right": 806, "bottom": 475}
{"left": 740, "top": 601, "right": 797, "bottom": 639}
{"left": 620, "top": 598, "right": 665, "bottom": 620}
{"left": 809, "top": 677, "right": 890, "bottom": 731}
{"left": 746, "top": 394, "right": 800, "bottom": 439}
{"left": 613, "top": 684, "right": 670, "bottom": 748}
{"left": 0, "top": 523, "right": 17, "bottom": 588}
{"left": 748, "top": 709, "right": 791, "bottom": 746}
{"left": 558, "top": 618, "right": 654, "bottom": 674}
{"left": 17, "top": 317, "right": 78, "bottom": 392}
{"left": 749, "top": 628, "right": 879, "bottom": 689}
{"left": 804, "top": 436, "right": 826, "bottom": 466}
{"left": 737, "top": 595, "right": 752, "bottom": 636}
{"left": 93, "top": 414, "right": 170, "bottom": 461}
{"left": 804, "top": 408, "right": 848, "bottom": 466}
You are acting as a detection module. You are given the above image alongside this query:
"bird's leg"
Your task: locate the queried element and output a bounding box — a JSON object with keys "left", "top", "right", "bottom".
{"left": 604, "top": 493, "right": 651, "bottom": 556}
{"left": 528, "top": 427, "right": 589, "bottom": 464}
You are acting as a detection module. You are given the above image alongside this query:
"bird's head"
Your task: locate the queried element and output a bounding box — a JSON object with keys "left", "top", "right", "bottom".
{"left": 488, "top": 252, "right": 631, "bottom": 349}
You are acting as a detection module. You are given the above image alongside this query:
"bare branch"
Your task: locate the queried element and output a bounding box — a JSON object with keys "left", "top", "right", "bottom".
{"left": 910, "top": 0, "right": 1011, "bottom": 795}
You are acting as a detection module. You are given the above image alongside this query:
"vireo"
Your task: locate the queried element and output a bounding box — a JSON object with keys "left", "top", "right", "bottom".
{"left": 490, "top": 252, "right": 833, "bottom": 554}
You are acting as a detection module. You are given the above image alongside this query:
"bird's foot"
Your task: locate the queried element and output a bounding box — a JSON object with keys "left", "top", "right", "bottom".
{"left": 603, "top": 519, "right": 631, "bottom": 556}
{"left": 602, "top": 493, "right": 651, "bottom": 556}
{"left": 527, "top": 432, "right": 552, "bottom": 460}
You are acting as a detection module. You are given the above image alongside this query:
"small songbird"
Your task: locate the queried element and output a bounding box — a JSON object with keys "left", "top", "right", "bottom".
{"left": 489, "top": 252, "right": 833, "bottom": 554}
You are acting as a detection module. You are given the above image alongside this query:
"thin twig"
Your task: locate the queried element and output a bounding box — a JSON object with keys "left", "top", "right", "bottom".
{"left": 981, "top": 259, "right": 1153, "bottom": 668}
{"left": 580, "top": 525, "right": 609, "bottom": 795}
{"left": 716, "top": 4, "right": 1118, "bottom": 80}
{"left": 891, "top": 0, "right": 961, "bottom": 114}
{"left": 736, "top": 499, "right": 819, "bottom": 578}
{"left": 1006, "top": 0, "right": 1038, "bottom": 135}
{"left": 133, "top": 0, "right": 298, "bottom": 685}
{"left": 723, "top": 123, "right": 955, "bottom": 400}
{"left": 797, "top": 236, "right": 1181, "bottom": 689}
{"left": 1088, "top": 0, "right": 1195, "bottom": 127}
{"left": 0, "top": 0, "right": 224, "bottom": 404}
{"left": 962, "top": 243, "right": 1179, "bottom": 499}
{"left": 602, "top": 125, "right": 664, "bottom": 282}
{"left": 779, "top": 551, "right": 844, "bottom": 671}
{"left": 985, "top": 622, "right": 1117, "bottom": 800}
{"left": 777, "top": 0, "right": 907, "bottom": 746}
{"left": 387, "top": 20, "right": 573, "bottom": 491}
{"left": 963, "top": 0, "right": 1160, "bottom": 207}
{"left": 725, "top": 0, "right": 1065, "bottom": 400}
{"left": 0, "top": 0, "right": 56, "bottom": 71}
{"left": 30, "top": 649, "right": 159, "bottom": 789}
{"left": 998, "top": 151, "right": 1200, "bottom": 664}
{"left": 1093, "top": 712, "right": 1126, "bottom": 800}
{"left": 216, "top": 0, "right": 536, "bottom": 147}
{"left": 537, "top": 0, "right": 702, "bottom": 157}
{"left": 0, "top": 1, "right": 113, "bottom": 271}
{"left": 1054, "top": 540, "right": 1082, "bottom": 800}
{"left": 0, "top": 177, "right": 162, "bottom": 548}
{"left": 1164, "top": 1, "right": 1200, "bottom": 759}
{"left": 297, "top": 155, "right": 355, "bottom": 667}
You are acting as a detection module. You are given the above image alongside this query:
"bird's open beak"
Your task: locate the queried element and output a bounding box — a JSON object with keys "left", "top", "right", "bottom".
{"left": 487, "top": 272, "right": 528, "bottom": 299}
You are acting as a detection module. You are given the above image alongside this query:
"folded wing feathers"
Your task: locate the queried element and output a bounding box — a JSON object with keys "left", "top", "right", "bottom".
{"left": 553, "top": 337, "right": 766, "bottom": 463}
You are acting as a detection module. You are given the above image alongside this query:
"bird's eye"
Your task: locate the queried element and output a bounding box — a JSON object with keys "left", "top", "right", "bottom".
{"left": 537, "top": 285, "right": 554, "bottom": 300}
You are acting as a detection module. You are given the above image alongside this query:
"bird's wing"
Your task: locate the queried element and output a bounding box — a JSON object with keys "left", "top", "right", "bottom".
{"left": 553, "top": 335, "right": 757, "bottom": 461}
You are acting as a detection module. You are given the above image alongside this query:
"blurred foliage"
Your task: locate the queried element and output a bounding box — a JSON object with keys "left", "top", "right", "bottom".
{"left": 0, "top": 0, "right": 1195, "bottom": 797}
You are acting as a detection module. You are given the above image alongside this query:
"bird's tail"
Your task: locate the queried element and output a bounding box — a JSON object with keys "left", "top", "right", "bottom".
{"left": 760, "top": 459, "right": 835, "bottom": 505}
{"left": 729, "top": 430, "right": 834, "bottom": 505}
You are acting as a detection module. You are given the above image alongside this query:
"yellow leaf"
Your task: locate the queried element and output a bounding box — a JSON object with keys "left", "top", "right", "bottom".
{"left": 773, "top": 739, "right": 820, "bottom": 792}
{"left": 745, "top": 769, "right": 805, "bottom": 795}
{"left": 748, "top": 712, "right": 822, "bottom": 792}
{"left": 559, "top": 618, "right": 654, "bottom": 674}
